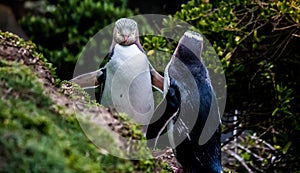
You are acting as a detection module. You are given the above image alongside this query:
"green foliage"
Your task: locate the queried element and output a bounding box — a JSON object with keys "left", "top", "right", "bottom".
{"left": 14, "top": 0, "right": 300, "bottom": 171}
{"left": 143, "top": 35, "right": 174, "bottom": 73}
{"left": 173, "top": 0, "right": 300, "bottom": 171}
{"left": 272, "top": 84, "right": 294, "bottom": 116}
{"left": 59, "top": 80, "right": 94, "bottom": 103}
{"left": 0, "top": 31, "right": 57, "bottom": 82}
{"left": 0, "top": 60, "right": 51, "bottom": 107}
{"left": 176, "top": 0, "right": 300, "bottom": 63}
{"left": 20, "top": 0, "right": 133, "bottom": 79}
{"left": 0, "top": 99, "right": 101, "bottom": 172}
{"left": 0, "top": 34, "right": 170, "bottom": 172}
{"left": 0, "top": 60, "right": 102, "bottom": 172}
{"left": 0, "top": 59, "right": 168, "bottom": 173}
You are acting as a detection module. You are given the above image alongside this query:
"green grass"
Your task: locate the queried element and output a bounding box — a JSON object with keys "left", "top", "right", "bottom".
{"left": 0, "top": 60, "right": 131, "bottom": 172}
{"left": 0, "top": 31, "right": 170, "bottom": 173}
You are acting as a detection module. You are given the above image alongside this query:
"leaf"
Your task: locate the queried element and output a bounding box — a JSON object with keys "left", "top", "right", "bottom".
{"left": 272, "top": 107, "right": 279, "bottom": 116}
{"left": 282, "top": 141, "right": 292, "bottom": 154}
{"left": 147, "top": 50, "right": 155, "bottom": 56}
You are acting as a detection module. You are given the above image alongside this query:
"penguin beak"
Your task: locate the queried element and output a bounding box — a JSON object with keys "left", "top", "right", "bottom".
{"left": 123, "top": 35, "right": 129, "bottom": 44}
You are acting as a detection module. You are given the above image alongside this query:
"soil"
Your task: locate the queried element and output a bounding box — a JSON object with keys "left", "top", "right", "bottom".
{"left": 0, "top": 32, "right": 178, "bottom": 172}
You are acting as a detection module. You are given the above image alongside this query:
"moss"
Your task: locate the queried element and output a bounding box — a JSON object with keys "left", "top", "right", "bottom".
{"left": 0, "top": 59, "right": 100, "bottom": 172}
{"left": 0, "top": 60, "right": 51, "bottom": 107}
{"left": 0, "top": 30, "right": 58, "bottom": 85}
{"left": 0, "top": 31, "right": 170, "bottom": 172}
{"left": 0, "top": 99, "right": 101, "bottom": 172}
{"left": 59, "top": 80, "right": 95, "bottom": 103}
{"left": 0, "top": 61, "right": 167, "bottom": 173}
{"left": 0, "top": 75, "right": 142, "bottom": 172}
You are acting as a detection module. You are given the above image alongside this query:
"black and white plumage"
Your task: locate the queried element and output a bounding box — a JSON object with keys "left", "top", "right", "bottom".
{"left": 146, "top": 31, "right": 222, "bottom": 173}
{"left": 70, "top": 18, "right": 163, "bottom": 91}
{"left": 101, "top": 43, "right": 155, "bottom": 124}
{"left": 70, "top": 18, "right": 163, "bottom": 125}
{"left": 109, "top": 18, "right": 163, "bottom": 91}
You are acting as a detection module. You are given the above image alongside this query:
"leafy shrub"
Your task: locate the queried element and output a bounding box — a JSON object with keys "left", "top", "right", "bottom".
{"left": 17, "top": 0, "right": 300, "bottom": 171}
{"left": 174, "top": 0, "right": 300, "bottom": 172}
{"left": 0, "top": 31, "right": 169, "bottom": 173}
{"left": 20, "top": 0, "right": 133, "bottom": 80}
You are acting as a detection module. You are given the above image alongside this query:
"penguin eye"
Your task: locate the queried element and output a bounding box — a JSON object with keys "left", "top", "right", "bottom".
{"left": 117, "top": 30, "right": 121, "bottom": 35}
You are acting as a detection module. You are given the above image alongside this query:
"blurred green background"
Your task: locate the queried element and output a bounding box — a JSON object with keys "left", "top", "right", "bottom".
{"left": 1, "top": 0, "right": 300, "bottom": 172}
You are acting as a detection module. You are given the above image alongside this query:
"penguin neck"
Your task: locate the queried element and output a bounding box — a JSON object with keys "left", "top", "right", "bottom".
{"left": 111, "top": 44, "right": 142, "bottom": 60}
{"left": 114, "top": 43, "right": 140, "bottom": 53}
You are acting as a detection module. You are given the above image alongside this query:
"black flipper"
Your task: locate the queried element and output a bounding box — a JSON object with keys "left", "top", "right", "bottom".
{"left": 95, "top": 51, "right": 111, "bottom": 103}
{"left": 95, "top": 67, "right": 106, "bottom": 103}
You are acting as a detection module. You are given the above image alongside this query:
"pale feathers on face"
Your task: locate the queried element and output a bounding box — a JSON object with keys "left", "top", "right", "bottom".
{"left": 114, "top": 18, "right": 138, "bottom": 45}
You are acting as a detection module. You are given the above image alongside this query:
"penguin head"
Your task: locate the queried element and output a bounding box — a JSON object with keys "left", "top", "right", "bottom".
{"left": 174, "top": 31, "right": 203, "bottom": 65}
{"left": 114, "top": 18, "right": 139, "bottom": 46}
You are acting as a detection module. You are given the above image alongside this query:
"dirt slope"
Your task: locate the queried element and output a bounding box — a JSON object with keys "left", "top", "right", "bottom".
{"left": 0, "top": 31, "right": 174, "bottom": 173}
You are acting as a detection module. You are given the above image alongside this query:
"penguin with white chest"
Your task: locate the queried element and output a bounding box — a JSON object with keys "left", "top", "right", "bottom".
{"left": 101, "top": 43, "right": 154, "bottom": 124}
{"left": 70, "top": 18, "right": 163, "bottom": 126}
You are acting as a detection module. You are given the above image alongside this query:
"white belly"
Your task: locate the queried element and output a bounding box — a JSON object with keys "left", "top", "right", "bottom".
{"left": 101, "top": 44, "right": 154, "bottom": 125}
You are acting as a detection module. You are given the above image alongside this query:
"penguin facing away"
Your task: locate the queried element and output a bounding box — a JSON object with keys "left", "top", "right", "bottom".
{"left": 146, "top": 31, "right": 222, "bottom": 173}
